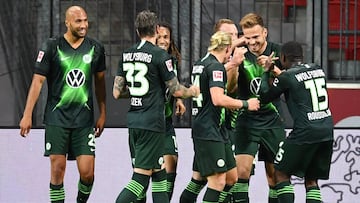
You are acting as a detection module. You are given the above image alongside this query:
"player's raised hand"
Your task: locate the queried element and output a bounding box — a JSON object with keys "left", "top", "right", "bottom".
{"left": 257, "top": 51, "right": 279, "bottom": 70}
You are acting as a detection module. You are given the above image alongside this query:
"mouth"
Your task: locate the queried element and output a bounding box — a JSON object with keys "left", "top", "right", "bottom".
{"left": 78, "top": 28, "right": 87, "bottom": 35}
{"left": 158, "top": 45, "right": 167, "bottom": 50}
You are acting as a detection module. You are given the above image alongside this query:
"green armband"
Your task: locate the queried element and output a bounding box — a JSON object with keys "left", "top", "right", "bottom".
{"left": 241, "top": 100, "right": 248, "bottom": 110}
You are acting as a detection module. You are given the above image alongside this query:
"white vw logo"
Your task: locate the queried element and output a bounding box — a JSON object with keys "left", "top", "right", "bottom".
{"left": 249, "top": 77, "right": 262, "bottom": 95}
{"left": 66, "top": 69, "right": 85, "bottom": 88}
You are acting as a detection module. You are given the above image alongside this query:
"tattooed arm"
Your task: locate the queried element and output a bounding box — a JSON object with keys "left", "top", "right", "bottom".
{"left": 113, "top": 76, "right": 130, "bottom": 99}
{"left": 165, "top": 77, "right": 200, "bottom": 99}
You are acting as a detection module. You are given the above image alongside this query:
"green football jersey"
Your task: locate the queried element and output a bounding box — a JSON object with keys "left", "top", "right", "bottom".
{"left": 191, "top": 53, "right": 228, "bottom": 142}
{"left": 117, "top": 40, "right": 176, "bottom": 132}
{"left": 165, "top": 56, "right": 178, "bottom": 131}
{"left": 34, "top": 36, "right": 106, "bottom": 128}
{"left": 237, "top": 41, "right": 284, "bottom": 128}
{"left": 260, "top": 63, "right": 334, "bottom": 144}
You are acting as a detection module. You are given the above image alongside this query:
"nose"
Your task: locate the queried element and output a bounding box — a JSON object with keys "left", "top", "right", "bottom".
{"left": 248, "top": 38, "right": 256, "bottom": 45}
{"left": 80, "top": 20, "right": 88, "bottom": 28}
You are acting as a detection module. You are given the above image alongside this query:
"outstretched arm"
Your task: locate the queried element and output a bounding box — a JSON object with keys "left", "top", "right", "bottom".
{"left": 210, "top": 87, "right": 259, "bottom": 111}
{"left": 19, "top": 74, "right": 46, "bottom": 137}
{"left": 165, "top": 77, "right": 200, "bottom": 99}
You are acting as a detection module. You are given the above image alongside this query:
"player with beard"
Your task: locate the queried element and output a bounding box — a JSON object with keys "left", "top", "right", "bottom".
{"left": 19, "top": 5, "right": 106, "bottom": 203}
{"left": 230, "top": 13, "right": 286, "bottom": 203}
{"left": 113, "top": 10, "right": 199, "bottom": 203}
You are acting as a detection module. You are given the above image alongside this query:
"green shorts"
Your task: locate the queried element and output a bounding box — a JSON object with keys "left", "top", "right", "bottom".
{"left": 274, "top": 140, "right": 333, "bottom": 180}
{"left": 163, "top": 125, "right": 178, "bottom": 156}
{"left": 193, "top": 139, "right": 236, "bottom": 177}
{"left": 129, "top": 128, "right": 165, "bottom": 170}
{"left": 44, "top": 125, "right": 95, "bottom": 160}
{"left": 233, "top": 127, "right": 285, "bottom": 162}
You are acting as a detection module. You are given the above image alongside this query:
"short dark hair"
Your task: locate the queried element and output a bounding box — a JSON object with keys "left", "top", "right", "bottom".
{"left": 281, "top": 41, "right": 303, "bottom": 61}
{"left": 135, "top": 10, "right": 158, "bottom": 38}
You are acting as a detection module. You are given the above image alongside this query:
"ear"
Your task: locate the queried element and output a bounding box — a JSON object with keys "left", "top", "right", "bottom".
{"left": 225, "top": 45, "right": 231, "bottom": 54}
{"left": 263, "top": 27, "right": 268, "bottom": 38}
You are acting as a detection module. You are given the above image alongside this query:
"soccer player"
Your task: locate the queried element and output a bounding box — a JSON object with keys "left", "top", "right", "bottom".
{"left": 179, "top": 19, "right": 248, "bottom": 203}
{"left": 259, "top": 41, "right": 334, "bottom": 203}
{"left": 112, "top": 10, "right": 199, "bottom": 203}
{"left": 231, "top": 13, "right": 286, "bottom": 203}
{"left": 181, "top": 31, "right": 259, "bottom": 203}
{"left": 156, "top": 21, "right": 186, "bottom": 201}
{"left": 19, "top": 5, "right": 106, "bottom": 203}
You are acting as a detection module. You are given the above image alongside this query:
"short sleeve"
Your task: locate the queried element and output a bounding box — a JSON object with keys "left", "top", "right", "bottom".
{"left": 34, "top": 38, "right": 56, "bottom": 76}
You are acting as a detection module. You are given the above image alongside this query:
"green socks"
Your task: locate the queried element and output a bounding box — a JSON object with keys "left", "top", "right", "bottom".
{"left": 231, "top": 178, "right": 249, "bottom": 203}
{"left": 116, "top": 172, "right": 150, "bottom": 203}
{"left": 203, "top": 187, "right": 221, "bottom": 203}
{"left": 50, "top": 183, "right": 65, "bottom": 203}
{"left": 306, "top": 186, "right": 322, "bottom": 203}
{"left": 276, "top": 181, "right": 294, "bottom": 203}
{"left": 219, "top": 184, "right": 233, "bottom": 203}
{"left": 166, "top": 172, "right": 177, "bottom": 200}
{"left": 77, "top": 179, "right": 93, "bottom": 203}
{"left": 151, "top": 169, "right": 169, "bottom": 203}
{"left": 268, "top": 185, "right": 278, "bottom": 203}
{"left": 180, "top": 178, "right": 207, "bottom": 203}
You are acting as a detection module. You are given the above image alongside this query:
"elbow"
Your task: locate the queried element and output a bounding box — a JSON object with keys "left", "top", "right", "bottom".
{"left": 172, "top": 90, "right": 182, "bottom": 98}
{"left": 212, "top": 97, "right": 222, "bottom": 107}
{"left": 113, "top": 89, "right": 120, "bottom": 100}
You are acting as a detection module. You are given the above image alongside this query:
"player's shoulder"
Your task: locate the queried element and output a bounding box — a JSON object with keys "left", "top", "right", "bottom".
{"left": 267, "top": 41, "right": 282, "bottom": 53}
{"left": 44, "top": 35, "right": 62, "bottom": 45}
{"left": 85, "top": 36, "right": 104, "bottom": 48}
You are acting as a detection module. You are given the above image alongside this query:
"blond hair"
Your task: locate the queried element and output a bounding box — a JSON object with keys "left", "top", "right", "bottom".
{"left": 208, "top": 31, "right": 232, "bottom": 52}
{"left": 239, "top": 13, "right": 264, "bottom": 29}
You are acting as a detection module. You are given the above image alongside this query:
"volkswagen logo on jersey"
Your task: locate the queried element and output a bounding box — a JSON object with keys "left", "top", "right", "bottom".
{"left": 249, "top": 77, "right": 262, "bottom": 95}
{"left": 66, "top": 69, "right": 85, "bottom": 88}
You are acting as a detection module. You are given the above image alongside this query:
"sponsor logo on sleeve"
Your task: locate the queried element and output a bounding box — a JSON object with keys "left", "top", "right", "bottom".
{"left": 36, "top": 51, "right": 44, "bottom": 62}
{"left": 165, "top": 59, "right": 173, "bottom": 72}
{"left": 212, "top": 71, "right": 223, "bottom": 82}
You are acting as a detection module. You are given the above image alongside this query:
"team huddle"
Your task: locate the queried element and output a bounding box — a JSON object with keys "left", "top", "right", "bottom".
{"left": 19, "top": 5, "right": 334, "bottom": 203}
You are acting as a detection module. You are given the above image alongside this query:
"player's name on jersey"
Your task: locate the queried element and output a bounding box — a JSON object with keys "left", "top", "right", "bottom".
{"left": 295, "top": 68, "right": 325, "bottom": 82}
{"left": 307, "top": 109, "right": 331, "bottom": 121}
{"left": 131, "top": 97, "right": 143, "bottom": 106}
{"left": 192, "top": 65, "right": 204, "bottom": 74}
{"left": 123, "top": 52, "right": 152, "bottom": 63}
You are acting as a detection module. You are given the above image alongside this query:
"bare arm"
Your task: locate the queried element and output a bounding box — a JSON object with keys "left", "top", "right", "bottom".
{"left": 94, "top": 71, "right": 106, "bottom": 137}
{"left": 113, "top": 76, "right": 130, "bottom": 99}
{"left": 225, "top": 46, "right": 247, "bottom": 94}
{"left": 165, "top": 77, "right": 200, "bottom": 99}
{"left": 210, "top": 86, "right": 260, "bottom": 111}
{"left": 19, "top": 74, "right": 46, "bottom": 137}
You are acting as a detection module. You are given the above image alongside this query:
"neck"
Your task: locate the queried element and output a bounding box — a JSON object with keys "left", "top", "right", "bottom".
{"left": 64, "top": 32, "right": 84, "bottom": 48}
{"left": 141, "top": 35, "right": 156, "bottom": 45}
{"left": 210, "top": 50, "right": 225, "bottom": 64}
